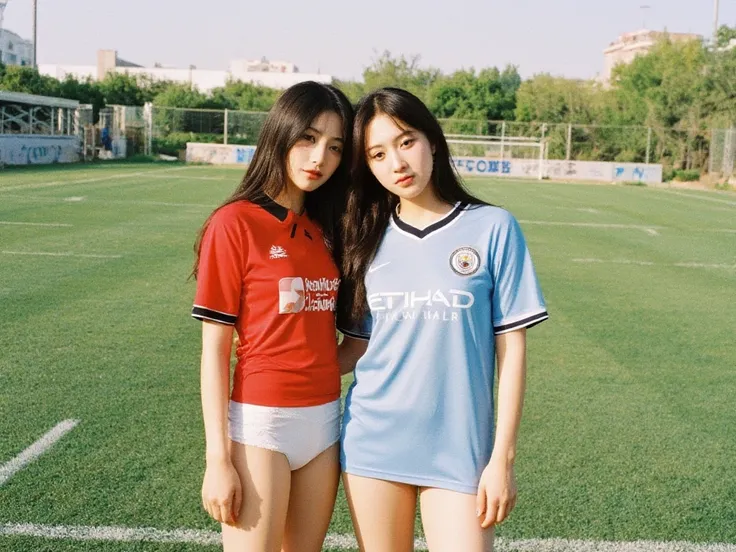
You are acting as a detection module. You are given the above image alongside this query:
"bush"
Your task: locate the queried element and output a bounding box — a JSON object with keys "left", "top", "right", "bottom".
{"left": 672, "top": 169, "right": 701, "bottom": 182}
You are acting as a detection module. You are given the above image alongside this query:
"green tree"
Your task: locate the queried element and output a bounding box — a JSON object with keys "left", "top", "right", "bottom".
{"left": 97, "top": 73, "right": 147, "bottom": 106}
{"left": 152, "top": 83, "right": 215, "bottom": 108}
{"left": 612, "top": 36, "right": 709, "bottom": 169}
{"left": 515, "top": 74, "right": 601, "bottom": 124}
{"left": 0, "top": 65, "right": 60, "bottom": 96}
{"left": 333, "top": 79, "right": 365, "bottom": 104}
{"left": 715, "top": 25, "right": 736, "bottom": 48}
{"left": 57, "top": 75, "right": 106, "bottom": 120}
{"left": 429, "top": 66, "right": 519, "bottom": 120}
{"left": 210, "top": 80, "right": 280, "bottom": 111}
{"left": 361, "top": 51, "right": 441, "bottom": 103}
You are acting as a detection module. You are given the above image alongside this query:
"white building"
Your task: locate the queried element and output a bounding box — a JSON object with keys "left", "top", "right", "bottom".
{"left": 230, "top": 57, "right": 299, "bottom": 73}
{"left": 0, "top": 28, "right": 32, "bottom": 67}
{"left": 718, "top": 38, "right": 736, "bottom": 52}
{"left": 38, "top": 50, "right": 331, "bottom": 92}
{"left": 600, "top": 29, "right": 702, "bottom": 84}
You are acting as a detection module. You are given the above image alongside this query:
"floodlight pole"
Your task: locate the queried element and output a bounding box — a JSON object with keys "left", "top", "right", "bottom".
{"left": 32, "top": 0, "right": 37, "bottom": 68}
{"left": 713, "top": 0, "right": 720, "bottom": 46}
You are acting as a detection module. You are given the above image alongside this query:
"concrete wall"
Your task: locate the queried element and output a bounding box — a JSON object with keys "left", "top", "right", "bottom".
{"left": 452, "top": 157, "right": 663, "bottom": 183}
{"left": 0, "top": 135, "right": 80, "bottom": 165}
{"left": 186, "top": 143, "right": 256, "bottom": 165}
{"left": 186, "top": 144, "right": 663, "bottom": 184}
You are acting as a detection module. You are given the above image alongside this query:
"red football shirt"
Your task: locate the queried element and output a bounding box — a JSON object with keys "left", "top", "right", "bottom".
{"left": 192, "top": 197, "right": 341, "bottom": 407}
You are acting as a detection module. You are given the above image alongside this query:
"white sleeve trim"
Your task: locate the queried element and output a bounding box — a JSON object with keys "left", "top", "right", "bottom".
{"left": 191, "top": 305, "right": 237, "bottom": 325}
{"left": 493, "top": 309, "right": 549, "bottom": 335}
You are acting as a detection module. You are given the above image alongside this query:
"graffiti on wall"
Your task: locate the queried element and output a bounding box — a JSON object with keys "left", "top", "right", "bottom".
{"left": 0, "top": 136, "right": 80, "bottom": 165}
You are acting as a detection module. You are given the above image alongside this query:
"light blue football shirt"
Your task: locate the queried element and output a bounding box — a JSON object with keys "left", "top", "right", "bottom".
{"left": 338, "top": 203, "right": 548, "bottom": 494}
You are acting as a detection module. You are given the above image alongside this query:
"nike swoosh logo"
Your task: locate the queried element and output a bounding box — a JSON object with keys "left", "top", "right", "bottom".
{"left": 368, "top": 262, "right": 391, "bottom": 274}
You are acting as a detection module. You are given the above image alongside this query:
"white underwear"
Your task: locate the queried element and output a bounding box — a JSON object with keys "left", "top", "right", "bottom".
{"left": 228, "top": 399, "right": 340, "bottom": 471}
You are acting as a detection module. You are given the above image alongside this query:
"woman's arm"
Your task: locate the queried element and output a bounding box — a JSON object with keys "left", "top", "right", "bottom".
{"left": 476, "top": 328, "right": 527, "bottom": 529}
{"left": 338, "top": 335, "right": 368, "bottom": 376}
{"left": 200, "top": 321, "right": 242, "bottom": 525}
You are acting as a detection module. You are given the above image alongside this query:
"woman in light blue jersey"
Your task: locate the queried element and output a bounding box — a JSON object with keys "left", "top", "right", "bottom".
{"left": 337, "top": 88, "right": 548, "bottom": 552}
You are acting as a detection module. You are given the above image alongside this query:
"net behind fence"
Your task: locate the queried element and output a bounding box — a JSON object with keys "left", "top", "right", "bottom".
{"left": 150, "top": 106, "right": 268, "bottom": 157}
{"left": 709, "top": 128, "right": 735, "bottom": 179}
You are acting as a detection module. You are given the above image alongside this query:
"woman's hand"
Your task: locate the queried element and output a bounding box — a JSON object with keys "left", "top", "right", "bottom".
{"left": 475, "top": 458, "right": 517, "bottom": 529}
{"left": 202, "top": 457, "right": 242, "bottom": 525}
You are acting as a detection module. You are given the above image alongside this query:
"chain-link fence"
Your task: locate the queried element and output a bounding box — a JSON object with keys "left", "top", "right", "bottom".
{"left": 437, "top": 118, "right": 720, "bottom": 171}
{"left": 439, "top": 119, "right": 657, "bottom": 164}
{"left": 709, "top": 128, "right": 735, "bottom": 180}
{"left": 131, "top": 105, "right": 730, "bottom": 175}
{"left": 149, "top": 106, "right": 268, "bottom": 157}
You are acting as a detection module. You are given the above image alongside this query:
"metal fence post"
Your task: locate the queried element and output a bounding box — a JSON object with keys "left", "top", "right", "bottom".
{"left": 224, "top": 109, "right": 229, "bottom": 145}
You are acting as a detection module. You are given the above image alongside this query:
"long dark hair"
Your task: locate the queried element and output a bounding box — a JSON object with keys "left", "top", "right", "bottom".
{"left": 193, "top": 81, "right": 353, "bottom": 278}
{"left": 339, "top": 87, "right": 488, "bottom": 324}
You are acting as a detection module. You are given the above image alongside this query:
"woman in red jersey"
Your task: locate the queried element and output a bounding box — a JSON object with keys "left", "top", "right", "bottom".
{"left": 191, "top": 81, "right": 353, "bottom": 552}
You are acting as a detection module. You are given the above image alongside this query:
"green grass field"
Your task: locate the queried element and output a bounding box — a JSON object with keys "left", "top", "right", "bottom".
{"left": 1, "top": 163, "right": 735, "bottom": 551}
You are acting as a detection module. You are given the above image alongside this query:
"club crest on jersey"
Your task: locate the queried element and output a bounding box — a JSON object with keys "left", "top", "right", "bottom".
{"left": 450, "top": 247, "right": 480, "bottom": 276}
{"left": 269, "top": 245, "right": 288, "bottom": 259}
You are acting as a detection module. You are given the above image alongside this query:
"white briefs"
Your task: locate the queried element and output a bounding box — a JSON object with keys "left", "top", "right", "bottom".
{"left": 228, "top": 399, "right": 341, "bottom": 471}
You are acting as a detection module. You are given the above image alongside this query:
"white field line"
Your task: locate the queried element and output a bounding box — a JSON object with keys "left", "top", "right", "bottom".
{"left": 1, "top": 193, "right": 213, "bottom": 209}
{"left": 661, "top": 190, "right": 736, "bottom": 207}
{"left": 116, "top": 199, "right": 213, "bottom": 208}
{"left": 573, "top": 258, "right": 736, "bottom": 270}
{"left": 498, "top": 538, "right": 736, "bottom": 552}
{"left": 2, "top": 251, "right": 121, "bottom": 259}
{"left": 145, "top": 174, "right": 231, "bottom": 181}
{"left": 0, "top": 221, "right": 72, "bottom": 227}
{"left": 0, "top": 167, "right": 188, "bottom": 193}
{"left": 0, "top": 420, "right": 80, "bottom": 487}
{"left": 465, "top": 175, "right": 609, "bottom": 187}
{"left": 519, "top": 221, "right": 662, "bottom": 235}
{"left": 1, "top": 524, "right": 735, "bottom": 552}
{"left": 550, "top": 207, "right": 603, "bottom": 214}
{"left": 673, "top": 262, "right": 736, "bottom": 269}
{"left": 519, "top": 221, "right": 662, "bottom": 229}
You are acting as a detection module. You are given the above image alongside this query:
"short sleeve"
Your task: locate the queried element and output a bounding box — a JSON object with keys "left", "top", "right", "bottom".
{"left": 490, "top": 212, "right": 548, "bottom": 335}
{"left": 192, "top": 209, "right": 247, "bottom": 325}
{"left": 338, "top": 311, "right": 373, "bottom": 341}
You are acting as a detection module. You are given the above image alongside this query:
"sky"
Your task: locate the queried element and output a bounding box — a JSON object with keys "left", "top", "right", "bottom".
{"left": 2, "top": 0, "right": 735, "bottom": 81}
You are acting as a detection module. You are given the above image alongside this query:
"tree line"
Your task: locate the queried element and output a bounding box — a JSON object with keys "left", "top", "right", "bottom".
{"left": 1, "top": 26, "right": 734, "bottom": 170}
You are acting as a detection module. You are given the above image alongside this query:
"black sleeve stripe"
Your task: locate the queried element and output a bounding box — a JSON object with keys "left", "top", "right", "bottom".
{"left": 192, "top": 306, "right": 237, "bottom": 326}
{"left": 494, "top": 311, "right": 549, "bottom": 335}
{"left": 338, "top": 328, "right": 371, "bottom": 341}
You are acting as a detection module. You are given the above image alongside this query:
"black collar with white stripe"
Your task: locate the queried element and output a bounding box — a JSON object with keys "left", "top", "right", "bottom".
{"left": 391, "top": 202, "right": 466, "bottom": 239}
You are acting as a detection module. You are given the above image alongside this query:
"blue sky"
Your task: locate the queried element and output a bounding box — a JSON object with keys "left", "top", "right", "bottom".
{"left": 2, "top": 0, "right": 734, "bottom": 80}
